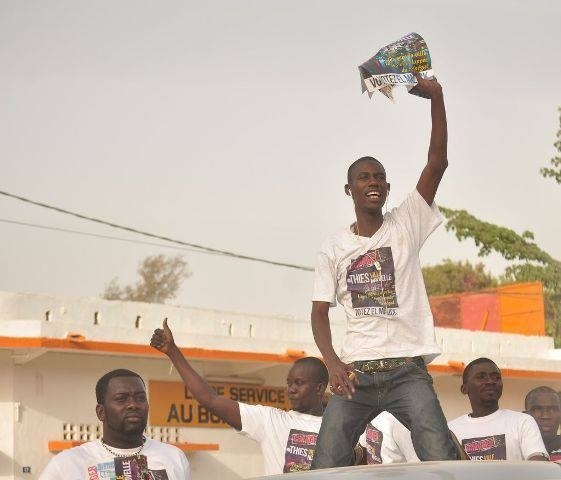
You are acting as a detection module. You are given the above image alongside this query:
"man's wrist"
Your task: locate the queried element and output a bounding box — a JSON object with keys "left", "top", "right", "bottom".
{"left": 167, "top": 344, "right": 181, "bottom": 359}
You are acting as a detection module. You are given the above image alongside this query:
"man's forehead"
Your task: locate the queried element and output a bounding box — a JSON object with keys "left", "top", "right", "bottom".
{"left": 469, "top": 362, "right": 500, "bottom": 376}
{"left": 529, "top": 392, "right": 561, "bottom": 407}
{"left": 107, "top": 376, "right": 145, "bottom": 393}
{"left": 353, "top": 159, "right": 385, "bottom": 175}
{"left": 287, "top": 363, "right": 314, "bottom": 380}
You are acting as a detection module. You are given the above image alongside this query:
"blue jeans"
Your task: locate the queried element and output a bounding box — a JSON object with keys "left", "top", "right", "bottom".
{"left": 310, "top": 358, "right": 457, "bottom": 469}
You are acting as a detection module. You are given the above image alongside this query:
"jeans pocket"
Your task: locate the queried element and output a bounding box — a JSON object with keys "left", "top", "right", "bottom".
{"left": 406, "top": 358, "right": 433, "bottom": 383}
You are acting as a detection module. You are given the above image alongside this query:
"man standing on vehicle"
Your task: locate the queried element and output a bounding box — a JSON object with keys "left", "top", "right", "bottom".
{"left": 310, "top": 74, "right": 457, "bottom": 469}
{"left": 449, "top": 358, "right": 548, "bottom": 461}
{"left": 151, "top": 319, "right": 328, "bottom": 475}
{"left": 525, "top": 386, "right": 561, "bottom": 462}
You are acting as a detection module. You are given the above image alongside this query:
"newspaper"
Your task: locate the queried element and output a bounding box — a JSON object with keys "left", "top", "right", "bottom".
{"left": 358, "top": 33, "right": 434, "bottom": 101}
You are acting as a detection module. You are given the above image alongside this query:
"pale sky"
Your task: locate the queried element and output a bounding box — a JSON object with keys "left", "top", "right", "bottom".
{"left": 1, "top": 0, "right": 560, "bottom": 318}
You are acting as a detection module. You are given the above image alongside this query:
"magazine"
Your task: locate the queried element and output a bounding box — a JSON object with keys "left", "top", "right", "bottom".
{"left": 358, "top": 33, "right": 435, "bottom": 101}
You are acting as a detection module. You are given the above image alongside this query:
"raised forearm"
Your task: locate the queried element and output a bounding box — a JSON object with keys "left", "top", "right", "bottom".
{"left": 167, "top": 345, "right": 219, "bottom": 406}
{"left": 428, "top": 89, "right": 447, "bottom": 170}
{"left": 166, "top": 345, "right": 242, "bottom": 429}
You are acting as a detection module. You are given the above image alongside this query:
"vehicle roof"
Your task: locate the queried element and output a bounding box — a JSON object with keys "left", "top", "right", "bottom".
{"left": 251, "top": 461, "right": 561, "bottom": 480}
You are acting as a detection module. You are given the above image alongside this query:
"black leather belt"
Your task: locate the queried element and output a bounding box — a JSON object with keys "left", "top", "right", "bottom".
{"left": 353, "top": 356, "right": 423, "bottom": 373}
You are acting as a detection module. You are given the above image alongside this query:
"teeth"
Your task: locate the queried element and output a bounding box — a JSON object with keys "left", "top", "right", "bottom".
{"left": 366, "top": 192, "right": 380, "bottom": 197}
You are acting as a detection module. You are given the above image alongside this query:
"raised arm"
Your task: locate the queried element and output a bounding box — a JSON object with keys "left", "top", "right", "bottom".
{"left": 311, "top": 301, "right": 356, "bottom": 399}
{"left": 150, "top": 319, "right": 242, "bottom": 430}
{"left": 415, "top": 74, "right": 448, "bottom": 205}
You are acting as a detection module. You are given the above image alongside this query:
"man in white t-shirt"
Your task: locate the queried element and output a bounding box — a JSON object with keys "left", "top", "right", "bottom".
{"left": 448, "top": 357, "right": 548, "bottom": 461}
{"left": 356, "top": 411, "right": 419, "bottom": 465}
{"left": 39, "top": 369, "right": 190, "bottom": 480}
{"left": 151, "top": 320, "right": 328, "bottom": 475}
{"left": 310, "top": 75, "right": 457, "bottom": 469}
{"left": 525, "top": 386, "right": 561, "bottom": 462}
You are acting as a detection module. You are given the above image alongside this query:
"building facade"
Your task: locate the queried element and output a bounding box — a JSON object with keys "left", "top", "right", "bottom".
{"left": 1, "top": 291, "right": 560, "bottom": 479}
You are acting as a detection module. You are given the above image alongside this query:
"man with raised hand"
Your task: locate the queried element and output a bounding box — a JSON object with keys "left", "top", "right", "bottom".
{"left": 151, "top": 319, "right": 328, "bottom": 475}
{"left": 39, "top": 369, "right": 190, "bottom": 480}
{"left": 525, "top": 386, "right": 561, "bottom": 462}
{"left": 449, "top": 358, "right": 548, "bottom": 461}
{"left": 310, "top": 74, "right": 457, "bottom": 469}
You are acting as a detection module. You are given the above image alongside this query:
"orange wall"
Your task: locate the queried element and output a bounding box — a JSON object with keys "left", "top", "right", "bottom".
{"left": 430, "top": 282, "right": 545, "bottom": 336}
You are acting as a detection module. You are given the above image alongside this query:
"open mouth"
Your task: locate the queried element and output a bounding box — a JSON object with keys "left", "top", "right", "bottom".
{"left": 365, "top": 191, "right": 382, "bottom": 199}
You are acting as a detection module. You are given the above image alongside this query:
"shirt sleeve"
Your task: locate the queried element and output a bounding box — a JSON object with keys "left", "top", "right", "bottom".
{"left": 358, "top": 429, "right": 367, "bottom": 448}
{"left": 392, "top": 419, "right": 419, "bottom": 463}
{"left": 38, "top": 455, "right": 64, "bottom": 480}
{"left": 238, "top": 403, "right": 270, "bottom": 443}
{"left": 179, "top": 449, "right": 191, "bottom": 479}
{"left": 391, "top": 189, "right": 444, "bottom": 251}
{"left": 381, "top": 422, "right": 406, "bottom": 463}
{"left": 311, "top": 247, "right": 337, "bottom": 307}
{"left": 519, "top": 413, "right": 548, "bottom": 460}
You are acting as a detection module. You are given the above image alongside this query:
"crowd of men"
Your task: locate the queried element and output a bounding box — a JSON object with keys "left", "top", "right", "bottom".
{"left": 38, "top": 344, "right": 560, "bottom": 479}
{"left": 39, "top": 75, "right": 560, "bottom": 478}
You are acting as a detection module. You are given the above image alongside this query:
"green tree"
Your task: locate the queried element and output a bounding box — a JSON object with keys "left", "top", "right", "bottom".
{"left": 440, "top": 207, "right": 561, "bottom": 345}
{"left": 541, "top": 107, "right": 561, "bottom": 185}
{"left": 422, "top": 259, "right": 497, "bottom": 296}
{"left": 102, "top": 254, "right": 191, "bottom": 304}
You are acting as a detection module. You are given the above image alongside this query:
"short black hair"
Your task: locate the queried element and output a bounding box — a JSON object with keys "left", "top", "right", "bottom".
{"left": 347, "top": 156, "right": 385, "bottom": 183}
{"left": 525, "top": 386, "right": 561, "bottom": 410}
{"left": 96, "top": 369, "right": 145, "bottom": 404}
{"left": 293, "top": 357, "right": 329, "bottom": 386}
{"left": 462, "top": 357, "right": 498, "bottom": 385}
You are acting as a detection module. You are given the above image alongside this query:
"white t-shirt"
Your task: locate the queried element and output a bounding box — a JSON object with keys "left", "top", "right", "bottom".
{"left": 39, "top": 437, "right": 190, "bottom": 480}
{"left": 358, "top": 411, "right": 419, "bottom": 464}
{"left": 238, "top": 403, "right": 322, "bottom": 475}
{"left": 312, "top": 189, "right": 443, "bottom": 363}
{"left": 448, "top": 409, "right": 547, "bottom": 461}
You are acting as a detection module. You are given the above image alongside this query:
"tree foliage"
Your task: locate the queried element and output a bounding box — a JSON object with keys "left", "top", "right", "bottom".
{"left": 541, "top": 107, "right": 561, "bottom": 185}
{"left": 102, "top": 254, "right": 191, "bottom": 304}
{"left": 439, "top": 207, "right": 561, "bottom": 344}
{"left": 422, "top": 259, "right": 497, "bottom": 296}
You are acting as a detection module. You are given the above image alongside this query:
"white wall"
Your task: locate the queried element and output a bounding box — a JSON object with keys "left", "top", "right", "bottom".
{"left": 1, "top": 291, "right": 561, "bottom": 479}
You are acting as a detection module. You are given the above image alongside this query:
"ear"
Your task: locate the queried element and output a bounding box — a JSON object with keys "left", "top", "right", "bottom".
{"left": 460, "top": 384, "right": 468, "bottom": 395}
{"left": 387, "top": 183, "right": 391, "bottom": 191}
{"left": 96, "top": 404, "right": 105, "bottom": 422}
{"left": 344, "top": 185, "right": 351, "bottom": 196}
{"left": 316, "top": 382, "right": 327, "bottom": 396}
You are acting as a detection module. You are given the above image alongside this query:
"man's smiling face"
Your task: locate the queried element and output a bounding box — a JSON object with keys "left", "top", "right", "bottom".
{"left": 346, "top": 159, "right": 389, "bottom": 214}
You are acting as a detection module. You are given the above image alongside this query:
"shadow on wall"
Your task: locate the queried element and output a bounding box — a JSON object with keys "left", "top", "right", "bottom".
{"left": 0, "top": 450, "right": 14, "bottom": 476}
{"left": 189, "top": 451, "right": 246, "bottom": 480}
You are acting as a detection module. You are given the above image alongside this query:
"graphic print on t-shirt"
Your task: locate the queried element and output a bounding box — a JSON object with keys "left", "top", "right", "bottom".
{"left": 550, "top": 448, "right": 561, "bottom": 462}
{"left": 283, "top": 429, "right": 318, "bottom": 473}
{"left": 87, "top": 455, "right": 169, "bottom": 480}
{"left": 364, "top": 424, "right": 383, "bottom": 464}
{"left": 346, "top": 247, "right": 397, "bottom": 316}
{"left": 462, "top": 434, "right": 507, "bottom": 460}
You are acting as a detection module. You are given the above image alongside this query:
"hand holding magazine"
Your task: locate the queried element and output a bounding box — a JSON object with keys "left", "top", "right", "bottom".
{"left": 358, "top": 33, "right": 435, "bottom": 101}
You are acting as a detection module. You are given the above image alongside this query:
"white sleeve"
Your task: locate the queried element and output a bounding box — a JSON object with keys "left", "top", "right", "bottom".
{"left": 519, "top": 414, "right": 548, "bottom": 459}
{"left": 238, "top": 403, "right": 270, "bottom": 443}
{"left": 392, "top": 419, "right": 419, "bottom": 463}
{"left": 38, "top": 456, "right": 63, "bottom": 480}
{"left": 391, "top": 189, "right": 443, "bottom": 251}
{"left": 181, "top": 451, "right": 191, "bottom": 479}
{"left": 380, "top": 425, "right": 406, "bottom": 463}
{"left": 312, "top": 248, "right": 337, "bottom": 307}
{"left": 358, "top": 429, "right": 367, "bottom": 448}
